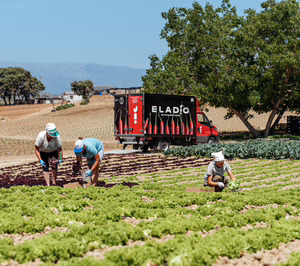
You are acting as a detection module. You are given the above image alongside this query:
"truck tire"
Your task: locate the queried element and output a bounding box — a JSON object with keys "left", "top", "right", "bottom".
{"left": 158, "top": 139, "right": 170, "bottom": 152}
{"left": 133, "top": 144, "right": 139, "bottom": 150}
{"left": 207, "top": 137, "right": 216, "bottom": 144}
{"left": 141, "top": 145, "right": 149, "bottom": 152}
{"left": 153, "top": 142, "right": 159, "bottom": 153}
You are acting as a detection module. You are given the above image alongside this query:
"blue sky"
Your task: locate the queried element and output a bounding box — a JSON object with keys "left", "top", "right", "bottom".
{"left": 0, "top": 0, "right": 263, "bottom": 69}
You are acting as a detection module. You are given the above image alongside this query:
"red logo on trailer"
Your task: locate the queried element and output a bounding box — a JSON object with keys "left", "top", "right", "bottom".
{"left": 128, "top": 96, "right": 143, "bottom": 135}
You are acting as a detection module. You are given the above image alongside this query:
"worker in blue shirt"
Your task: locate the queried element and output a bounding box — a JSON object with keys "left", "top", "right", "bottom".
{"left": 74, "top": 138, "right": 104, "bottom": 186}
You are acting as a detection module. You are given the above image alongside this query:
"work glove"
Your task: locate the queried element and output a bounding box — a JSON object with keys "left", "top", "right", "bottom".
{"left": 217, "top": 182, "right": 225, "bottom": 189}
{"left": 40, "top": 160, "right": 46, "bottom": 167}
{"left": 86, "top": 170, "right": 93, "bottom": 177}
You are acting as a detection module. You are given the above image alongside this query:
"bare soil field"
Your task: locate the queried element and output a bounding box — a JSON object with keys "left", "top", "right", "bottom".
{"left": 0, "top": 96, "right": 114, "bottom": 140}
{"left": 0, "top": 103, "right": 59, "bottom": 121}
{"left": 0, "top": 96, "right": 121, "bottom": 158}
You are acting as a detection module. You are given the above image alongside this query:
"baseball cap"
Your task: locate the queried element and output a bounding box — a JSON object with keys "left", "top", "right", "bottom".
{"left": 211, "top": 151, "right": 225, "bottom": 162}
{"left": 74, "top": 139, "right": 84, "bottom": 154}
{"left": 46, "top": 123, "right": 60, "bottom": 137}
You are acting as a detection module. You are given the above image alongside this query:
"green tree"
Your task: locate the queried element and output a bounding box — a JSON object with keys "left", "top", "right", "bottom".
{"left": 0, "top": 68, "right": 45, "bottom": 105}
{"left": 240, "top": 0, "right": 300, "bottom": 136}
{"left": 143, "top": 0, "right": 299, "bottom": 137}
{"left": 0, "top": 70, "right": 9, "bottom": 105}
{"left": 22, "top": 76, "right": 45, "bottom": 103}
{"left": 71, "top": 80, "right": 94, "bottom": 101}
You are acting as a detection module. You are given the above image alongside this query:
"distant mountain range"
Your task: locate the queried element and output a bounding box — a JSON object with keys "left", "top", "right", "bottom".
{"left": 0, "top": 61, "right": 146, "bottom": 95}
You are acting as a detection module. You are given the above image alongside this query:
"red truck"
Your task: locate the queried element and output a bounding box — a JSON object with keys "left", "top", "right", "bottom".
{"left": 114, "top": 93, "right": 220, "bottom": 151}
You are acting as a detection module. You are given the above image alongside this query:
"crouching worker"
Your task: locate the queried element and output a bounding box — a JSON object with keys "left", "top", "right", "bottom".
{"left": 35, "top": 123, "right": 63, "bottom": 186}
{"left": 74, "top": 138, "right": 104, "bottom": 186}
{"left": 204, "top": 151, "right": 236, "bottom": 192}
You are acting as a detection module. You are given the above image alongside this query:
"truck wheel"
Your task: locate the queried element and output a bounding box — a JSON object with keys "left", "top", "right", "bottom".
{"left": 207, "top": 137, "right": 216, "bottom": 144}
{"left": 158, "top": 139, "right": 170, "bottom": 152}
{"left": 153, "top": 142, "right": 159, "bottom": 153}
{"left": 133, "top": 144, "right": 139, "bottom": 150}
{"left": 141, "top": 145, "right": 149, "bottom": 152}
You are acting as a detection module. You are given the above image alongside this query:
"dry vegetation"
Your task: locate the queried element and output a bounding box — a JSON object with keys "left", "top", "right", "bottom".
{"left": 0, "top": 96, "right": 121, "bottom": 156}
{"left": 0, "top": 103, "right": 56, "bottom": 121}
{"left": 0, "top": 96, "right": 114, "bottom": 140}
{"left": 0, "top": 95, "right": 296, "bottom": 157}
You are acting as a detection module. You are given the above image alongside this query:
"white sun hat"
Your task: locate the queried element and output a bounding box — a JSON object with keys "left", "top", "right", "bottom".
{"left": 74, "top": 139, "right": 85, "bottom": 154}
{"left": 46, "top": 123, "right": 60, "bottom": 137}
{"left": 211, "top": 151, "right": 225, "bottom": 162}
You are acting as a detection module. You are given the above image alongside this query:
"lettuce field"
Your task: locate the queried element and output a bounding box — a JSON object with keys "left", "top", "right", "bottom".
{"left": 0, "top": 152, "right": 299, "bottom": 265}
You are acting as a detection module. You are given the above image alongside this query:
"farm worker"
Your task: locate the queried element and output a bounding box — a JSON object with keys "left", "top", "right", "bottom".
{"left": 204, "top": 151, "right": 236, "bottom": 192}
{"left": 74, "top": 138, "right": 104, "bottom": 186}
{"left": 35, "top": 123, "right": 63, "bottom": 186}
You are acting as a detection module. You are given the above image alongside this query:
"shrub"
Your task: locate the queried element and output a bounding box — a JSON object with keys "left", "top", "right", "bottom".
{"left": 55, "top": 103, "right": 75, "bottom": 111}
{"left": 80, "top": 99, "right": 89, "bottom": 105}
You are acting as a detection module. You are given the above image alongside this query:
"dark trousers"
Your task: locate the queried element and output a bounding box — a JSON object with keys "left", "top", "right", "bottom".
{"left": 40, "top": 150, "right": 58, "bottom": 172}
{"left": 213, "top": 175, "right": 230, "bottom": 192}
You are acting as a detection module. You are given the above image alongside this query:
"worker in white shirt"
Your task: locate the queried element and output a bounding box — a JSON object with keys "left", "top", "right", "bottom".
{"left": 35, "top": 123, "right": 63, "bottom": 186}
{"left": 204, "top": 151, "right": 236, "bottom": 192}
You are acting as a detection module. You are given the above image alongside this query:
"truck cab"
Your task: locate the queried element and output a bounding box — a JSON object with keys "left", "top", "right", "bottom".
{"left": 196, "top": 110, "right": 220, "bottom": 144}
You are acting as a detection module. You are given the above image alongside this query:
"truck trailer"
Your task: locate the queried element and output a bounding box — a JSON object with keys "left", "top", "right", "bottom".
{"left": 114, "top": 93, "right": 220, "bottom": 152}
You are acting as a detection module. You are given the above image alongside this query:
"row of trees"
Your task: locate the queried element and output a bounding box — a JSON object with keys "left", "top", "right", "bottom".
{"left": 142, "top": 0, "right": 299, "bottom": 137}
{"left": 0, "top": 67, "right": 95, "bottom": 106}
{"left": 0, "top": 68, "right": 45, "bottom": 105}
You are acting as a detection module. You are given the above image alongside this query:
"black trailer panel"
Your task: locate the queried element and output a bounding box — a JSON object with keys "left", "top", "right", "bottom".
{"left": 114, "top": 95, "right": 128, "bottom": 135}
{"left": 144, "top": 94, "right": 196, "bottom": 137}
